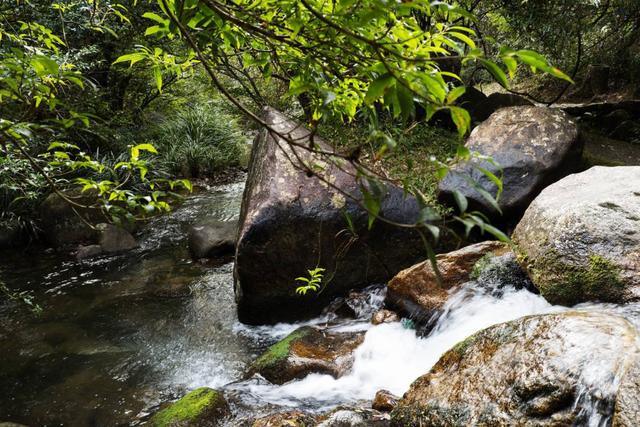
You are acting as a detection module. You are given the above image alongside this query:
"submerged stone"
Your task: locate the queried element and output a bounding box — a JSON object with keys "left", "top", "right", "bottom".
{"left": 438, "top": 106, "right": 582, "bottom": 222}
{"left": 188, "top": 219, "right": 237, "bottom": 259}
{"left": 97, "top": 223, "right": 138, "bottom": 253}
{"left": 235, "top": 107, "right": 425, "bottom": 324}
{"left": 151, "top": 387, "right": 229, "bottom": 427}
{"left": 317, "top": 407, "right": 390, "bottom": 426}
{"left": 391, "top": 311, "right": 640, "bottom": 426}
{"left": 246, "top": 326, "right": 364, "bottom": 385}
{"left": 514, "top": 166, "right": 640, "bottom": 305}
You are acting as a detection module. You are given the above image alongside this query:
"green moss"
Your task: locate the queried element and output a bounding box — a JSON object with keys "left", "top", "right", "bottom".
{"left": 470, "top": 253, "right": 494, "bottom": 280}
{"left": 532, "top": 252, "right": 625, "bottom": 305}
{"left": 152, "top": 387, "right": 225, "bottom": 427}
{"left": 251, "top": 327, "right": 310, "bottom": 371}
{"left": 451, "top": 335, "right": 478, "bottom": 358}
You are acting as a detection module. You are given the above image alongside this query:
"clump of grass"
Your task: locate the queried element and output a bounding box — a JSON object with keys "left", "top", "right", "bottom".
{"left": 152, "top": 103, "right": 248, "bottom": 178}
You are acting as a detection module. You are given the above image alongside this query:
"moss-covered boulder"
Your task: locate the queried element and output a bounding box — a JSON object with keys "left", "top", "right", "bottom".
{"left": 391, "top": 311, "right": 640, "bottom": 426}
{"left": 246, "top": 326, "right": 364, "bottom": 385}
{"left": 151, "top": 387, "right": 229, "bottom": 427}
{"left": 513, "top": 166, "right": 640, "bottom": 305}
{"left": 386, "top": 241, "right": 509, "bottom": 327}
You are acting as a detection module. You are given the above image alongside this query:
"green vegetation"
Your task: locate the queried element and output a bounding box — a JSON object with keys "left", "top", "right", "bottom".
{"left": 151, "top": 387, "right": 227, "bottom": 427}
{"left": 1, "top": 0, "right": 637, "bottom": 249}
{"left": 295, "top": 267, "right": 326, "bottom": 295}
{"left": 153, "top": 103, "right": 248, "bottom": 178}
{"left": 320, "top": 119, "right": 461, "bottom": 207}
{"left": 535, "top": 254, "right": 626, "bottom": 305}
{"left": 251, "top": 327, "right": 310, "bottom": 371}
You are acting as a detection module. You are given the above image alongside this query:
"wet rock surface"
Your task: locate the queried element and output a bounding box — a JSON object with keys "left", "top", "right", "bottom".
{"left": 235, "top": 107, "right": 425, "bottom": 324}
{"left": 97, "top": 223, "right": 138, "bottom": 253}
{"left": 438, "top": 106, "right": 582, "bottom": 221}
{"left": 371, "top": 309, "right": 399, "bottom": 325}
{"left": 386, "top": 241, "right": 509, "bottom": 326}
{"left": 513, "top": 166, "right": 640, "bottom": 305}
{"left": 317, "top": 408, "right": 389, "bottom": 426}
{"left": 250, "top": 410, "right": 317, "bottom": 427}
{"left": 581, "top": 131, "right": 640, "bottom": 167}
{"left": 391, "top": 311, "right": 640, "bottom": 426}
{"left": 39, "top": 191, "right": 101, "bottom": 247}
{"left": 188, "top": 219, "right": 237, "bottom": 259}
{"left": 473, "top": 92, "right": 533, "bottom": 122}
{"left": 372, "top": 390, "right": 399, "bottom": 412}
{"left": 246, "top": 326, "right": 364, "bottom": 385}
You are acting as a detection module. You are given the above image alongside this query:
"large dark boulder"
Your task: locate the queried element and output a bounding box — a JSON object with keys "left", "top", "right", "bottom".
{"left": 513, "top": 166, "right": 640, "bottom": 306}
{"left": 438, "top": 106, "right": 582, "bottom": 222}
{"left": 391, "top": 311, "right": 640, "bottom": 426}
{"left": 235, "top": 108, "right": 425, "bottom": 324}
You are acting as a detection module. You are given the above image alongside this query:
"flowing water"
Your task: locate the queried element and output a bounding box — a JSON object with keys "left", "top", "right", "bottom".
{"left": 1, "top": 178, "right": 639, "bottom": 426}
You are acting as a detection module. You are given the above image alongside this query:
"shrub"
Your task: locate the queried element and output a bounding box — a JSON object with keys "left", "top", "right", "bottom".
{"left": 0, "top": 150, "right": 48, "bottom": 236}
{"left": 152, "top": 103, "right": 247, "bottom": 178}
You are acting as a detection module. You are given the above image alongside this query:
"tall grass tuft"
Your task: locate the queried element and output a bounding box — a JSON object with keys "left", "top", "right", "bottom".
{"left": 153, "top": 103, "right": 247, "bottom": 178}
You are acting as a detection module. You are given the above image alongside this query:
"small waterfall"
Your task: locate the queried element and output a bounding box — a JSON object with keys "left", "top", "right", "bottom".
{"left": 230, "top": 278, "right": 559, "bottom": 409}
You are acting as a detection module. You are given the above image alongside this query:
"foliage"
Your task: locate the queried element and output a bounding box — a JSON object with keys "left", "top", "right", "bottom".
{"left": 130, "top": 0, "right": 572, "bottom": 256}
{"left": 0, "top": 149, "right": 48, "bottom": 235}
{"left": 469, "top": 0, "right": 640, "bottom": 94}
{"left": 0, "top": 2, "right": 196, "bottom": 234}
{"left": 152, "top": 103, "right": 247, "bottom": 178}
{"left": 0, "top": 280, "right": 42, "bottom": 315}
{"left": 295, "top": 267, "right": 326, "bottom": 295}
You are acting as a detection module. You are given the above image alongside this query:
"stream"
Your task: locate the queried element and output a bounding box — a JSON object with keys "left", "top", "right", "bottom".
{"left": 1, "top": 177, "right": 639, "bottom": 426}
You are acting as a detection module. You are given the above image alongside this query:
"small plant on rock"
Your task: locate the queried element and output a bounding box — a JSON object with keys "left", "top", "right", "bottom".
{"left": 295, "top": 267, "right": 326, "bottom": 295}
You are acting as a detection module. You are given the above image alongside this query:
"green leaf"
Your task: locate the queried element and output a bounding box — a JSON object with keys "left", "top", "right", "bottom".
{"left": 482, "top": 223, "right": 511, "bottom": 242}
{"left": 452, "top": 190, "right": 468, "bottom": 213}
{"left": 153, "top": 67, "right": 163, "bottom": 92}
{"left": 142, "top": 12, "right": 169, "bottom": 25}
{"left": 449, "top": 32, "right": 476, "bottom": 49}
{"left": 476, "top": 166, "right": 503, "bottom": 200}
{"left": 446, "top": 86, "right": 466, "bottom": 104}
{"left": 420, "top": 74, "right": 446, "bottom": 103}
{"left": 396, "top": 85, "right": 415, "bottom": 121}
{"left": 365, "top": 74, "right": 394, "bottom": 105}
{"left": 31, "top": 56, "right": 59, "bottom": 76}
{"left": 113, "top": 53, "right": 146, "bottom": 66}
{"left": 449, "top": 106, "right": 471, "bottom": 136}
{"left": 362, "top": 186, "right": 381, "bottom": 230}
{"left": 480, "top": 59, "right": 509, "bottom": 89}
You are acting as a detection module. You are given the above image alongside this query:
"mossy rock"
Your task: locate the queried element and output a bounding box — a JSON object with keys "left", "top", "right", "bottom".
{"left": 151, "top": 387, "right": 229, "bottom": 427}
{"left": 246, "top": 326, "right": 364, "bottom": 385}
{"left": 513, "top": 166, "right": 640, "bottom": 306}
{"left": 391, "top": 311, "right": 640, "bottom": 426}
{"left": 527, "top": 252, "right": 626, "bottom": 305}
